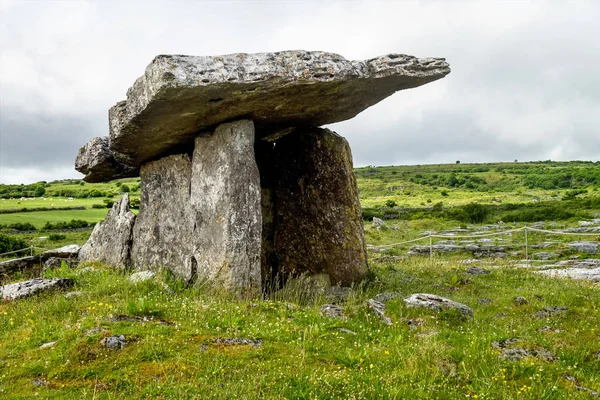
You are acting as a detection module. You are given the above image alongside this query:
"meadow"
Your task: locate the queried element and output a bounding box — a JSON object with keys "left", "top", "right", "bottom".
{"left": 0, "top": 160, "right": 598, "bottom": 399}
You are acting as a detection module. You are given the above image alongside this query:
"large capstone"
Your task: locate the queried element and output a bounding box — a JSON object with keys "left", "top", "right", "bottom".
{"left": 130, "top": 154, "right": 195, "bottom": 281}
{"left": 272, "top": 127, "right": 368, "bottom": 286}
{"left": 75, "top": 136, "right": 138, "bottom": 182}
{"left": 191, "top": 120, "right": 262, "bottom": 296}
{"left": 78, "top": 193, "right": 136, "bottom": 267}
{"left": 77, "top": 51, "right": 450, "bottom": 181}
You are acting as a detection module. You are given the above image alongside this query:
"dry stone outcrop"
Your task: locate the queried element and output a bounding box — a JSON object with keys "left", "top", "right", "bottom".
{"left": 74, "top": 50, "right": 450, "bottom": 295}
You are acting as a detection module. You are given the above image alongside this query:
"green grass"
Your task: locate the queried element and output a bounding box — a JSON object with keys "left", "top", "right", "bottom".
{"left": 0, "top": 257, "right": 598, "bottom": 399}
{"left": 0, "top": 198, "right": 105, "bottom": 210}
{"left": 0, "top": 209, "right": 109, "bottom": 229}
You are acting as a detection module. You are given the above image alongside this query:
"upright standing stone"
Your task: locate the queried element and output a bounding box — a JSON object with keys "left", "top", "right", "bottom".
{"left": 191, "top": 120, "right": 262, "bottom": 295}
{"left": 130, "top": 154, "right": 195, "bottom": 280}
{"left": 273, "top": 127, "right": 368, "bottom": 286}
{"left": 79, "top": 194, "right": 136, "bottom": 267}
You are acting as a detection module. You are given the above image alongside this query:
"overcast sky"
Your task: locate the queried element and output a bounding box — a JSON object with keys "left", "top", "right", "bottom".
{"left": 1, "top": 0, "right": 599, "bottom": 184}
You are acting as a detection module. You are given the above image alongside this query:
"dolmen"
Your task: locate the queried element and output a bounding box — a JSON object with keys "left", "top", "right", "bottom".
{"left": 75, "top": 50, "right": 450, "bottom": 297}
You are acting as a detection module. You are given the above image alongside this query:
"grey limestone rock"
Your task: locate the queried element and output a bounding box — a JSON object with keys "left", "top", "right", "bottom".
{"left": 100, "top": 335, "right": 127, "bottom": 350}
{"left": 100, "top": 51, "right": 450, "bottom": 175}
{"left": 514, "top": 296, "right": 528, "bottom": 306}
{"left": 366, "top": 299, "right": 392, "bottom": 325}
{"left": 320, "top": 304, "right": 345, "bottom": 319}
{"left": 78, "top": 194, "right": 136, "bottom": 268}
{"left": 43, "top": 244, "right": 81, "bottom": 259}
{"left": 130, "top": 154, "right": 195, "bottom": 280}
{"left": 1, "top": 278, "right": 73, "bottom": 300}
{"left": 568, "top": 241, "right": 598, "bottom": 254}
{"left": 272, "top": 127, "right": 368, "bottom": 286}
{"left": 129, "top": 270, "right": 155, "bottom": 284}
{"left": 191, "top": 120, "right": 262, "bottom": 296}
{"left": 372, "top": 217, "right": 386, "bottom": 230}
{"left": 75, "top": 136, "right": 138, "bottom": 182}
{"left": 533, "top": 306, "right": 568, "bottom": 318}
{"left": 404, "top": 293, "right": 474, "bottom": 319}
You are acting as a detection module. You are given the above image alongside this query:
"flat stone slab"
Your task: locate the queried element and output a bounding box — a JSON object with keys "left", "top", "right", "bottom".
{"left": 77, "top": 51, "right": 450, "bottom": 181}
{"left": 1, "top": 278, "right": 73, "bottom": 300}
{"left": 404, "top": 293, "right": 473, "bottom": 319}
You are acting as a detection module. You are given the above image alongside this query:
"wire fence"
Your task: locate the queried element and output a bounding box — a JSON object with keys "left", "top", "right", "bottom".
{"left": 372, "top": 225, "right": 600, "bottom": 265}
{"left": 0, "top": 246, "right": 50, "bottom": 258}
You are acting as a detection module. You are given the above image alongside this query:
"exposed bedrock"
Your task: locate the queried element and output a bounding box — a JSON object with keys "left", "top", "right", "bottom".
{"left": 76, "top": 51, "right": 450, "bottom": 181}
{"left": 272, "top": 127, "right": 368, "bottom": 286}
{"left": 78, "top": 193, "right": 136, "bottom": 267}
{"left": 130, "top": 154, "right": 195, "bottom": 281}
{"left": 190, "top": 120, "right": 262, "bottom": 296}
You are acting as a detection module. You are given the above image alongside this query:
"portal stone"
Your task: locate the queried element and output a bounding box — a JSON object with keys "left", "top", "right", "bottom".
{"left": 130, "top": 154, "right": 195, "bottom": 280}
{"left": 273, "top": 127, "right": 368, "bottom": 286}
{"left": 191, "top": 120, "right": 262, "bottom": 295}
{"left": 79, "top": 193, "right": 136, "bottom": 267}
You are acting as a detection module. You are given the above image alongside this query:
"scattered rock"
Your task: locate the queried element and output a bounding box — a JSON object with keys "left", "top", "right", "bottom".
{"left": 199, "top": 345, "right": 208, "bottom": 352}
{"left": 100, "top": 335, "right": 127, "bottom": 350}
{"left": 492, "top": 337, "right": 522, "bottom": 349}
{"left": 563, "top": 375, "right": 600, "bottom": 398}
{"left": 532, "top": 252, "right": 558, "bottom": 260}
{"left": 43, "top": 244, "right": 81, "bottom": 259}
{"left": 404, "top": 293, "right": 473, "bottom": 319}
{"left": 39, "top": 341, "right": 56, "bottom": 349}
{"left": 325, "top": 286, "right": 353, "bottom": 304}
{"left": 373, "top": 292, "right": 403, "bottom": 303}
{"left": 499, "top": 348, "right": 530, "bottom": 361}
{"left": 372, "top": 217, "right": 386, "bottom": 230}
{"left": 535, "top": 267, "right": 600, "bottom": 282}
{"left": 211, "top": 338, "right": 264, "bottom": 348}
{"left": 320, "top": 304, "right": 345, "bottom": 319}
{"left": 104, "top": 314, "right": 174, "bottom": 326}
{"left": 338, "top": 328, "right": 357, "bottom": 335}
{"left": 568, "top": 241, "right": 599, "bottom": 255}
{"left": 407, "top": 318, "right": 424, "bottom": 330}
{"left": 32, "top": 378, "right": 48, "bottom": 387}
{"left": 1, "top": 278, "right": 73, "bottom": 301}
{"left": 514, "top": 296, "right": 528, "bottom": 306}
{"left": 466, "top": 266, "right": 490, "bottom": 275}
{"left": 493, "top": 338, "right": 556, "bottom": 362}
{"left": 78, "top": 194, "right": 136, "bottom": 268}
{"left": 533, "top": 306, "right": 568, "bottom": 318}
{"left": 366, "top": 299, "right": 392, "bottom": 325}
{"left": 129, "top": 270, "right": 155, "bottom": 284}
{"left": 478, "top": 298, "right": 492, "bottom": 306}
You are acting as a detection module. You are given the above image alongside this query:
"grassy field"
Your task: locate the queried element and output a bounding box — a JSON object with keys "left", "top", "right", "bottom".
{"left": 0, "top": 254, "right": 598, "bottom": 398}
{"left": 0, "top": 160, "right": 598, "bottom": 398}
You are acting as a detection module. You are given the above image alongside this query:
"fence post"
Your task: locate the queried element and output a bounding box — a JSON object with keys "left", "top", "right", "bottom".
{"left": 524, "top": 226, "right": 529, "bottom": 266}
{"left": 429, "top": 235, "right": 433, "bottom": 264}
